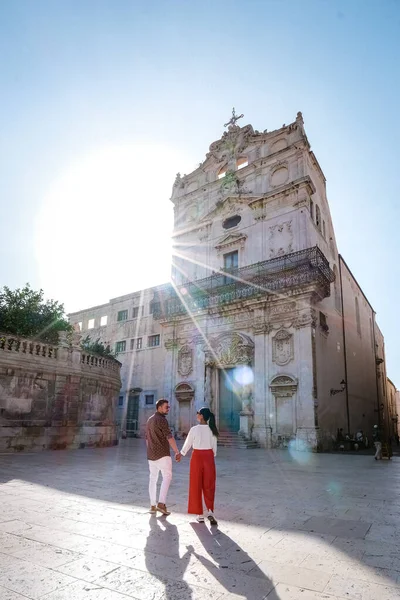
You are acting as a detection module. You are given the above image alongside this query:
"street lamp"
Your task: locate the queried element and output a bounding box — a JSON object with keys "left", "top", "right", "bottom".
{"left": 330, "top": 380, "right": 346, "bottom": 396}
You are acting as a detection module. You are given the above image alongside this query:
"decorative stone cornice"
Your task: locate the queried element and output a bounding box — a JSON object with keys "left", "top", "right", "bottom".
{"left": 215, "top": 233, "right": 247, "bottom": 253}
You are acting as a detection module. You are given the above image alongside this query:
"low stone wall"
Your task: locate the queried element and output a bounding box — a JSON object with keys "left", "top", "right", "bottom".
{"left": 0, "top": 332, "right": 121, "bottom": 452}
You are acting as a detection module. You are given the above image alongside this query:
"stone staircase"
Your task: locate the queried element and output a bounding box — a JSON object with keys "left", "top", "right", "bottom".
{"left": 217, "top": 431, "right": 259, "bottom": 449}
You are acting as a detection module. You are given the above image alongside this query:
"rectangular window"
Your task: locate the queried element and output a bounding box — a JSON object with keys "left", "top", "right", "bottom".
{"left": 130, "top": 337, "right": 143, "bottom": 350}
{"left": 150, "top": 302, "right": 161, "bottom": 316}
{"left": 88, "top": 318, "right": 95, "bottom": 329}
{"left": 132, "top": 306, "right": 143, "bottom": 319}
{"left": 100, "top": 315, "right": 108, "bottom": 326}
{"left": 224, "top": 250, "right": 239, "bottom": 269}
{"left": 148, "top": 334, "right": 160, "bottom": 347}
{"left": 117, "top": 310, "right": 128, "bottom": 322}
{"left": 319, "top": 311, "right": 329, "bottom": 332}
{"left": 115, "top": 340, "right": 126, "bottom": 353}
{"left": 223, "top": 251, "right": 238, "bottom": 285}
{"left": 77, "top": 322, "right": 82, "bottom": 331}
{"left": 145, "top": 394, "right": 155, "bottom": 405}
{"left": 118, "top": 396, "right": 124, "bottom": 407}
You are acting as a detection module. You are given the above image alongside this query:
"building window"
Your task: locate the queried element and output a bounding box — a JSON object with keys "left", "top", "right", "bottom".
{"left": 117, "top": 310, "right": 128, "bottom": 322}
{"left": 132, "top": 306, "right": 143, "bottom": 319}
{"left": 77, "top": 322, "right": 82, "bottom": 331}
{"left": 236, "top": 157, "right": 248, "bottom": 170}
{"left": 100, "top": 315, "right": 108, "bottom": 326}
{"left": 319, "top": 311, "right": 329, "bottom": 333}
{"left": 310, "top": 199, "right": 314, "bottom": 221}
{"left": 88, "top": 318, "right": 95, "bottom": 329}
{"left": 148, "top": 334, "right": 160, "bottom": 347}
{"left": 355, "top": 297, "right": 361, "bottom": 336}
{"left": 145, "top": 394, "right": 155, "bottom": 405}
{"left": 223, "top": 215, "right": 241, "bottom": 229}
{"left": 323, "top": 221, "right": 326, "bottom": 239}
{"left": 224, "top": 250, "right": 239, "bottom": 269}
{"left": 217, "top": 166, "right": 227, "bottom": 179}
{"left": 118, "top": 396, "right": 124, "bottom": 407}
{"left": 316, "top": 205, "right": 321, "bottom": 231}
{"left": 115, "top": 340, "right": 126, "bottom": 353}
{"left": 131, "top": 337, "right": 142, "bottom": 350}
{"left": 150, "top": 302, "right": 161, "bottom": 316}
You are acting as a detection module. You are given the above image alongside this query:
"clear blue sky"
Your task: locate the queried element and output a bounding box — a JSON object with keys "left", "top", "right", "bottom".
{"left": 0, "top": 0, "right": 399, "bottom": 386}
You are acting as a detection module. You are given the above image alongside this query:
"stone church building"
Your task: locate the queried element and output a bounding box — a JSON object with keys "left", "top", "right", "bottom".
{"left": 69, "top": 111, "right": 391, "bottom": 451}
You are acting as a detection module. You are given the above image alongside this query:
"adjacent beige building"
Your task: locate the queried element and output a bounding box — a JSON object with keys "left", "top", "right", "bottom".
{"left": 69, "top": 111, "right": 394, "bottom": 450}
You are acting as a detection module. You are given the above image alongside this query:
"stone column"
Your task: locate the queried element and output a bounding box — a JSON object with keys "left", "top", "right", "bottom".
{"left": 192, "top": 336, "right": 206, "bottom": 414}
{"left": 164, "top": 334, "right": 178, "bottom": 432}
{"left": 252, "top": 308, "right": 271, "bottom": 447}
{"left": 294, "top": 308, "right": 319, "bottom": 451}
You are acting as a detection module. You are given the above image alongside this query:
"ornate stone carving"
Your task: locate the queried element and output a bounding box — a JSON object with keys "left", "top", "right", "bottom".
{"left": 270, "top": 302, "right": 296, "bottom": 316}
{"left": 268, "top": 220, "right": 293, "bottom": 258}
{"left": 215, "top": 232, "right": 247, "bottom": 253}
{"left": 175, "top": 382, "right": 194, "bottom": 402}
{"left": 165, "top": 337, "right": 178, "bottom": 350}
{"left": 207, "top": 123, "right": 254, "bottom": 164}
{"left": 178, "top": 345, "right": 193, "bottom": 377}
{"left": 272, "top": 330, "right": 294, "bottom": 366}
{"left": 210, "top": 333, "right": 254, "bottom": 367}
{"left": 270, "top": 374, "right": 297, "bottom": 396}
{"left": 293, "top": 308, "right": 317, "bottom": 329}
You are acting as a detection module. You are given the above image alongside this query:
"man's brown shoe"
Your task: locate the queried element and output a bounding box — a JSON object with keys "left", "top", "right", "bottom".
{"left": 157, "top": 503, "right": 171, "bottom": 516}
{"left": 149, "top": 505, "right": 157, "bottom": 514}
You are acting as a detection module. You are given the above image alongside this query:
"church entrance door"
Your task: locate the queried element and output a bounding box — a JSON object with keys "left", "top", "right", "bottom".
{"left": 219, "top": 368, "right": 241, "bottom": 432}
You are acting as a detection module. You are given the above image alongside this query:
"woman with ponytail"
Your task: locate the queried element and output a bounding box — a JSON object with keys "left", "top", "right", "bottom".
{"left": 179, "top": 407, "right": 219, "bottom": 525}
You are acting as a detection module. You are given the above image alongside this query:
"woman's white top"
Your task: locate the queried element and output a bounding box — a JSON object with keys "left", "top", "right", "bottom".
{"left": 180, "top": 424, "right": 217, "bottom": 457}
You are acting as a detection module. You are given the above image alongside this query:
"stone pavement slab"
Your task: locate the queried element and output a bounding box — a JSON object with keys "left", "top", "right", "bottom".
{"left": 0, "top": 440, "right": 399, "bottom": 599}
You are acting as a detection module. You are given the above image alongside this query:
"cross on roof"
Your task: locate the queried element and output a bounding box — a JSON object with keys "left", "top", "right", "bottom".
{"left": 224, "top": 107, "right": 244, "bottom": 128}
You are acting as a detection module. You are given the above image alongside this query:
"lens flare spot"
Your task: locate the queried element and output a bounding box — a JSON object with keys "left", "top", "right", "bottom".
{"left": 288, "top": 440, "right": 312, "bottom": 465}
{"left": 233, "top": 366, "right": 254, "bottom": 386}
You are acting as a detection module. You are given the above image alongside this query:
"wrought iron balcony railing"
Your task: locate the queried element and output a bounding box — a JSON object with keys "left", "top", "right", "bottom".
{"left": 152, "top": 246, "right": 335, "bottom": 320}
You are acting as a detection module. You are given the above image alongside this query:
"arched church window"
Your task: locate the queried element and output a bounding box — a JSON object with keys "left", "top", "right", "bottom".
{"left": 236, "top": 157, "right": 248, "bottom": 170}
{"left": 222, "top": 215, "right": 241, "bottom": 229}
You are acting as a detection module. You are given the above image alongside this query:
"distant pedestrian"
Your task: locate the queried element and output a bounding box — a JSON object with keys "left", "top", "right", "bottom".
{"left": 179, "top": 407, "right": 219, "bottom": 525}
{"left": 145, "top": 398, "right": 181, "bottom": 515}
{"left": 372, "top": 425, "right": 382, "bottom": 460}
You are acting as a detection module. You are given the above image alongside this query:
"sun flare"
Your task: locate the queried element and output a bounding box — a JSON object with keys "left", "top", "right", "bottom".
{"left": 35, "top": 143, "right": 195, "bottom": 312}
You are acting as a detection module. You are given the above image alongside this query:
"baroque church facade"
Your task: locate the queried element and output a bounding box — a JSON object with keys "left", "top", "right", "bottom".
{"left": 69, "top": 111, "right": 392, "bottom": 451}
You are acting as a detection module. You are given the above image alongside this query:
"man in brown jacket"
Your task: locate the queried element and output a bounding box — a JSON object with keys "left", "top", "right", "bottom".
{"left": 146, "top": 398, "right": 181, "bottom": 515}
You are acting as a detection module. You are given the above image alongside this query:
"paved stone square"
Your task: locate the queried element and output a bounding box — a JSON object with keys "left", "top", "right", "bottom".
{"left": 0, "top": 441, "right": 399, "bottom": 600}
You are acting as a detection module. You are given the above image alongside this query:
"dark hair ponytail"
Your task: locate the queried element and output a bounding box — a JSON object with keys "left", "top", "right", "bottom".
{"left": 208, "top": 412, "right": 219, "bottom": 437}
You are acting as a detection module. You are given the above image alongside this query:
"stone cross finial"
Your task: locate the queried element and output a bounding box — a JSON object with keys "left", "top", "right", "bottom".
{"left": 224, "top": 107, "right": 244, "bottom": 128}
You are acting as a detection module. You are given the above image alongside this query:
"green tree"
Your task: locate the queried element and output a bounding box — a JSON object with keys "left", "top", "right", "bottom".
{"left": 0, "top": 284, "right": 72, "bottom": 344}
{"left": 80, "top": 335, "right": 117, "bottom": 358}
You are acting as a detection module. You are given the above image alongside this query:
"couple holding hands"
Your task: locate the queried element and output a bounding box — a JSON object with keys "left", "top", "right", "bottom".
{"left": 145, "top": 398, "right": 218, "bottom": 525}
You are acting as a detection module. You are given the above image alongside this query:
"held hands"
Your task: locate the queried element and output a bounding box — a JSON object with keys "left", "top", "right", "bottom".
{"left": 175, "top": 452, "right": 182, "bottom": 462}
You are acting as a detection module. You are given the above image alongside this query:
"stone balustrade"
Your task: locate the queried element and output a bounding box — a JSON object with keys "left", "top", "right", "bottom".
{"left": 0, "top": 335, "right": 58, "bottom": 359}
{"left": 0, "top": 331, "right": 122, "bottom": 452}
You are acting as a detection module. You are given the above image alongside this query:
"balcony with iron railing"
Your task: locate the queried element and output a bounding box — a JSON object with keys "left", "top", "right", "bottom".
{"left": 153, "top": 246, "right": 335, "bottom": 320}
